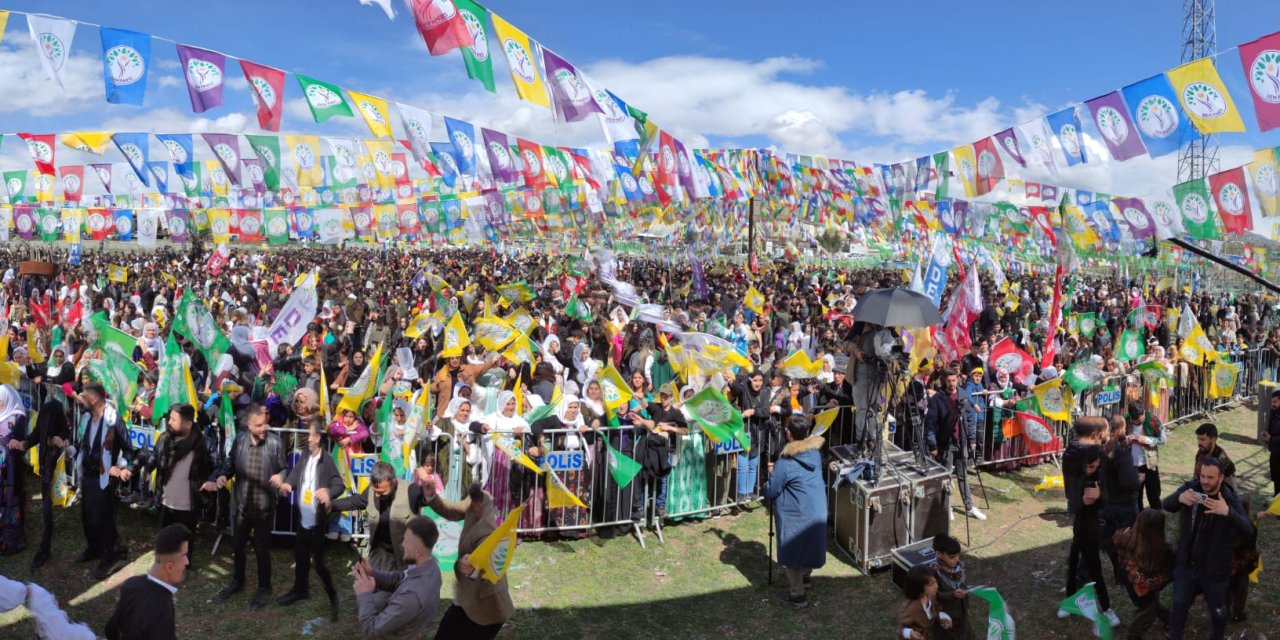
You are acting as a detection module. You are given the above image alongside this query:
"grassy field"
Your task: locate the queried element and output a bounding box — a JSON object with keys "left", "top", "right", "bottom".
{"left": 2, "top": 404, "right": 1278, "bottom": 639}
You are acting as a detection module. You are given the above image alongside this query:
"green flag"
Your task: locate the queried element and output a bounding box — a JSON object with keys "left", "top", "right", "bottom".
{"left": 969, "top": 587, "right": 1016, "bottom": 640}
{"left": 181, "top": 164, "right": 202, "bottom": 199}
{"left": 244, "top": 134, "right": 281, "bottom": 191}
{"left": 3, "top": 170, "right": 27, "bottom": 202}
{"left": 219, "top": 390, "right": 236, "bottom": 456}
{"left": 295, "top": 74, "right": 354, "bottom": 122}
{"left": 172, "top": 291, "right": 230, "bottom": 368}
{"left": 152, "top": 333, "right": 186, "bottom": 424}
{"left": 603, "top": 437, "right": 642, "bottom": 488}
{"left": 1077, "top": 312, "right": 1097, "bottom": 338}
{"left": 377, "top": 396, "right": 406, "bottom": 478}
{"left": 1173, "top": 178, "right": 1218, "bottom": 240}
{"left": 1064, "top": 359, "right": 1104, "bottom": 394}
{"left": 265, "top": 207, "right": 289, "bottom": 245}
{"left": 1058, "top": 583, "right": 1113, "bottom": 639}
{"left": 1116, "top": 330, "right": 1145, "bottom": 362}
{"left": 685, "top": 387, "right": 749, "bottom": 451}
{"left": 564, "top": 294, "right": 593, "bottom": 322}
{"left": 932, "top": 151, "right": 949, "bottom": 199}
{"left": 87, "top": 353, "right": 139, "bottom": 417}
{"left": 39, "top": 208, "right": 60, "bottom": 242}
{"left": 454, "top": 0, "right": 496, "bottom": 92}
{"left": 88, "top": 312, "right": 138, "bottom": 361}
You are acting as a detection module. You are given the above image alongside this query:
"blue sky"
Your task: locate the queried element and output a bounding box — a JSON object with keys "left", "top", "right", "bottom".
{"left": 2, "top": 0, "right": 1280, "bottom": 196}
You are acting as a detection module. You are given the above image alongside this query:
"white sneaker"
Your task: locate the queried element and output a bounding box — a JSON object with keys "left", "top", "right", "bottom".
{"left": 949, "top": 508, "right": 955, "bottom": 522}
{"left": 968, "top": 507, "right": 988, "bottom": 521}
{"left": 1103, "top": 609, "right": 1120, "bottom": 626}
{"left": 1056, "top": 608, "right": 1070, "bottom": 619}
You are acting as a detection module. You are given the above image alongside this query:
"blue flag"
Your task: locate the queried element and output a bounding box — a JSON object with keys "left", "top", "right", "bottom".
{"left": 1087, "top": 200, "right": 1121, "bottom": 243}
{"left": 112, "top": 133, "right": 150, "bottom": 186}
{"left": 100, "top": 28, "right": 151, "bottom": 105}
{"left": 430, "top": 144, "right": 460, "bottom": 188}
{"left": 155, "top": 134, "right": 194, "bottom": 166}
{"left": 1046, "top": 106, "right": 1088, "bottom": 166}
{"left": 145, "top": 162, "right": 168, "bottom": 194}
{"left": 443, "top": 117, "right": 477, "bottom": 175}
{"left": 1121, "top": 73, "right": 1200, "bottom": 158}
{"left": 922, "top": 234, "right": 952, "bottom": 308}
{"left": 114, "top": 209, "right": 135, "bottom": 241}
{"left": 614, "top": 165, "right": 642, "bottom": 202}
{"left": 1075, "top": 190, "right": 1094, "bottom": 206}
{"left": 290, "top": 208, "right": 314, "bottom": 239}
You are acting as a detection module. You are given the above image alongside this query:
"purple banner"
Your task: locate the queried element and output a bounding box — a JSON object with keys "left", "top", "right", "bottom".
{"left": 91, "top": 163, "right": 113, "bottom": 193}
{"left": 482, "top": 128, "right": 518, "bottom": 184}
{"left": 166, "top": 209, "right": 189, "bottom": 243}
{"left": 673, "top": 137, "right": 697, "bottom": 198}
{"left": 176, "top": 44, "right": 227, "bottom": 113}
{"left": 14, "top": 206, "right": 35, "bottom": 240}
{"left": 540, "top": 48, "right": 603, "bottom": 123}
{"left": 994, "top": 128, "right": 1026, "bottom": 168}
{"left": 1112, "top": 197, "right": 1156, "bottom": 240}
{"left": 1085, "top": 91, "right": 1148, "bottom": 162}
{"left": 242, "top": 157, "right": 267, "bottom": 194}
{"left": 202, "top": 133, "right": 242, "bottom": 186}
{"left": 688, "top": 247, "right": 708, "bottom": 300}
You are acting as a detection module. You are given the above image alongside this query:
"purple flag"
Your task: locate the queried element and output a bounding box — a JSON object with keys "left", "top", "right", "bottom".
{"left": 202, "top": 133, "right": 242, "bottom": 186}
{"left": 166, "top": 209, "right": 189, "bottom": 242}
{"left": 176, "top": 44, "right": 226, "bottom": 113}
{"left": 673, "top": 137, "right": 697, "bottom": 199}
{"left": 1085, "top": 92, "right": 1148, "bottom": 161}
{"left": 540, "top": 48, "right": 603, "bottom": 123}
{"left": 994, "top": 128, "right": 1027, "bottom": 168}
{"left": 14, "top": 206, "right": 35, "bottom": 240}
{"left": 90, "top": 163, "right": 113, "bottom": 193}
{"left": 688, "top": 247, "right": 708, "bottom": 300}
{"left": 1041, "top": 184, "right": 1059, "bottom": 202}
{"left": 241, "top": 158, "right": 267, "bottom": 194}
{"left": 482, "top": 128, "right": 518, "bottom": 184}
{"left": 1113, "top": 197, "right": 1156, "bottom": 240}
{"left": 484, "top": 190, "right": 509, "bottom": 229}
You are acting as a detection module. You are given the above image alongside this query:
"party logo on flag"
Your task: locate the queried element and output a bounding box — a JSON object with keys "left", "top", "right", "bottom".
{"left": 105, "top": 44, "right": 145, "bottom": 85}
{"left": 26, "top": 139, "right": 53, "bottom": 165}
{"left": 1181, "top": 190, "right": 1211, "bottom": 224}
{"left": 305, "top": 84, "right": 343, "bottom": 109}
{"left": 1122, "top": 205, "right": 1151, "bottom": 232}
{"left": 357, "top": 100, "right": 387, "bottom": 128}
{"left": 976, "top": 149, "right": 998, "bottom": 178}
{"left": 461, "top": 9, "right": 488, "bottom": 59}
{"left": 1249, "top": 49, "right": 1280, "bottom": 103}
{"left": 451, "top": 130, "right": 474, "bottom": 160}
{"left": 1218, "top": 182, "right": 1246, "bottom": 216}
{"left": 503, "top": 38, "right": 535, "bottom": 83}
{"left": 186, "top": 57, "right": 222, "bottom": 92}
{"left": 1183, "top": 82, "right": 1229, "bottom": 119}
{"left": 489, "top": 141, "right": 512, "bottom": 169}
{"left": 213, "top": 143, "right": 238, "bottom": 167}
{"left": 38, "top": 31, "right": 68, "bottom": 70}
{"left": 1060, "top": 123, "right": 1081, "bottom": 159}
{"left": 62, "top": 173, "right": 81, "bottom": 194}
{"left": 1094, "top": 106, "right": 1129, "bottom": 145}
{"left": 957, "top": 156, "right": 975, "bottom": 184}
{"left": 161, "top": 139, "right": 188, "bottom": 164}
{"left": 250, "top": 75, "right": 277, "bottom": 107}
{"left": 1136, "top": 95, "right": 1179, "bottom": 138}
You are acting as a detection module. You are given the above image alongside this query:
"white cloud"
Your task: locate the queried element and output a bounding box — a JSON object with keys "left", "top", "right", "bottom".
{"left": 0, "top": 38, "right": 102, "bottom": 116}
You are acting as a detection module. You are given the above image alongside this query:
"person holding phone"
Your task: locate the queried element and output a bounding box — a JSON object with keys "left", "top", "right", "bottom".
{"left": 1060, "top": 445, "right": 1119, "bottom": 627}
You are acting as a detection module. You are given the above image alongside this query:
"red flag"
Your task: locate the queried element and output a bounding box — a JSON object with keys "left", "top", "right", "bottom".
{"left": 1024, "top": 182, "right": 1041, "bottom": 200}
{"left": 1040, "top": 262, "right": 1066, "bottom": 368}
{"left": 656, "top": 131, "right": 677, "bottom": 205}
{"left": 409, "top": 0, "right": 474, "bottom": 56}
{"left": 30, "top": 295, "right": 51, "bottom": 328}
{"left": 236, "top": 208, "right": 263, "bottom": 242}
{"left": 60, "top": 300, "right": 83, "bottom": 329}
{"left": 990, "top": 337, "right": 1035, "bottom": 384}
{"left": 516, "top": 138, "right": 548, "bottom": 190}
{"left": 1028, "top": 205, "right": 1057, "bottom": 246}
{"left": 1238, "top": 31, "right": 1280, "bottom": 132}
{"left": 1209, "top": 167, "right": 1253, "bottom": 233}
{"left": 560, "top": 273, "right": 586, "bottom": 299}
{"left": 239, "top": 59, "right": 286, "bottom": 132}
{"left": 87, "top": 208, "right": 113, "bottom": 240}
{"left": 17, "top": 133, "right": 56, "bottom": 176}
{"left": 972, "top": 136, "right": 1005, "bottom": 196}
{"left": 1012, "top": 410, "right": 1063, "bottom": 455}
{"left": 207, "top": 245, "right": 230, "bottom": 276}
{"left": 392, "top": 153, "right": 412, "bottom": 188}
{"left": 60, "top": 165, "right": 85, "bottom": 202}
{"left": 396, "top": 202, "right": 420, "bottom": 237}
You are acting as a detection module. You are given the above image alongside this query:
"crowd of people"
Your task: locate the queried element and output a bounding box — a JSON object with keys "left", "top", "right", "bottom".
{"left": 0, "top": 241, "right": 1276, "bottom": 637}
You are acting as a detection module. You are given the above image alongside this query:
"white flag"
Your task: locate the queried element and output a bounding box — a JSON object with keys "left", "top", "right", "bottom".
{"left": 137, "top": 209, "right": 159, "bottom": 248}
{"left": 1016, "top": 118, "right": 1060, "bottom": 177}
{"left": 27, "top": 14, "right": 77, "bottom": 89}
{"left": 267, "top": 272, "right": 318, "bottom": 351}
{"left": 316, "top": 208, "right": 344, "bottom": 244}
{"left": 358, "top": 0, "right": 396, "bottom": 20}
{"left": 396, "top": 102, "right": 435, "bottom": 165}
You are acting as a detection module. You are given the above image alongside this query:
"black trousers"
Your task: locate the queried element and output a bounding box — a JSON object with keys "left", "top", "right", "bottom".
{"left": 293, "top": 522, "right": 336, "bottom": 597}
{"left": 1269, "top": 449, "right": 1280, "bottom": 496}
{"left": 80, "top": 476, "right": 122, "bottom": 560}
{"left": 159, "top": 507, "right": 198, "bottom": 569}
{"left": 1139, "top": 464, "right": 1161, "bottom": 510}
{"left": 37, "top": 478, "right": 54, "bottom": 555}
{"left": 232, "top": 513, "right": 273, "bottom": 590}
{"left": 434, "top": 604, "right": 503, "bottom": 640}
{"left": 1065, "top": 533, "right": 1111, "bottom": 612}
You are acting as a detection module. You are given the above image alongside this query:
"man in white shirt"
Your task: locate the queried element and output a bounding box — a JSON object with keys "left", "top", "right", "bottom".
{"left": 278, "top": 419, "right": 346, "bottom": 620}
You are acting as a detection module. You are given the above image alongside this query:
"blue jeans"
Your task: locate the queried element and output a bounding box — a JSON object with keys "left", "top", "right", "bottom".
{"left": 736, "top": 452, "right": 758, "bottom": 497}
{"left": 1168, "top": 566, "right": 1229, "bottom": 639}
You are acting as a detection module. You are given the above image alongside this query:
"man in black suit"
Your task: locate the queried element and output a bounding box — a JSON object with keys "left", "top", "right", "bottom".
{"left": 276, "top": 418, "right": 346, "bottom": 620}
{"left": 67, "top": 382, "right": 135, "bottom": 580}
{"left": 9, "top": 394, "right": 72, "bottom": 570}
{"left": 1164, "top": 457, "right": 1253, "bottom": 639}
{"left": 924, "top": 368, "right": 982, "bottom": 520}
{"left": 105, "top": 523, "right": 190, "bottom": 640}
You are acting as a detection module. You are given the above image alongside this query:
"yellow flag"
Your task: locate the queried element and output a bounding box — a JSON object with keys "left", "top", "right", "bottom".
{"left": 598, "top": 364, "right": 634, "bottom": 411}
{"left": 209, "top": 209, "right": 231, "bottom": 245}
{"left": 0, "top": 12, "right": 8, "bottom": 47}
{"left": 1179, "top": 326, "right": 1215, "bottom": 366}
{"left": 544, "top": 464, "right": 587, "bottom": 509}
{"left": 470, "top": 504, "right": 524, "bottom": 584}
{"left": 320, "top": 361, "right": 332, "bottom": 422}
{"left": 365, "top": 139, "right": 396, "bottom": 189}
{"left": 744, "top": 286, "right": 765, "bottom": 314}
{"left": 906, "top": 327, "right": 935, "bottom": 374}
{"left": 26, "top": 325, "right": 44, "bottom": 364}
{"left": 1267, "top": 494, "right": 1280, "bottom": 517}
{"left": 440, "top": 312, "right": 471, "bottom": 358}
{"left": 108, "top": 264, "right": 128, "bottom": 283}
{"left": 505, "top": 307, "right": 535, "bottom": 335}
{"left": 951, "top": 144, "right": 979, "bottom": 197}
{"left": 489, "top": 13, "right": 549, "bottom": 108}
{"left": 183, "top": 358, "right": 199, "bottom": 408}
{"left": 1032, "top": 377, "right": 1071, "bottom": 421}
{"left": 61, "top": 209, "right": 82, "bottom": 243}
{"left": 513, "top": 373, "right": 524, "bottom": 417}
{"left": 404, "top": 312, "right": 434, "bottom": 339}
{"left": 203, "top": 159, "right": 228, "bottom": 196}
{"left": 338, "top": 342, "right": 384, "bottom": 415}
{"left": 704, "top": 343, "right": 753, "bottom": 372}
{"left": 347, "top": 89, "right": 393, "bottom": 138}
{"left": 1250, "top": 555, "right": 1263, "bottom": 584}
{"left": 502, "top": 334, "right": 537, "bottom": 372}
{"left": 1208, "top": 360, "right": 1239, "bottom": 398}
{"left": 284, "top": 135, "right": 324, "bottom": 187}
{"left": 60, "top": 131, "right": 112, "bottom": 155}
{"left": 811, "top": 407, "right": 838, "bottom": 437}
{"left": 1033, "top": 475, "right": 1065, "bottom": 491}
{"left": 1249, "top": 149, "right": 1280, "bottom": 217}
{"left": 474, "top": 315, "right": 519, "bottom": 351}
{"left": 1165, "top": 58, "right": 1246, "bottom": 134}
{"left": 780, "top": 350, "right": 823, "bottom": 379}
{"left": 490, "top": 434, "right": 543, "bottom": 474}
{"left": 0, "top": 334, "right": 8, "bottom": 363}
{"left": 1064, "top": 203, "right": 1100, "bottom": 250}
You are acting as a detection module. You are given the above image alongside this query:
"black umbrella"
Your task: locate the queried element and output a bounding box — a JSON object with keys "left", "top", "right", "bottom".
{"left": 853, "top": 288, "right": 942, "bottom": 328}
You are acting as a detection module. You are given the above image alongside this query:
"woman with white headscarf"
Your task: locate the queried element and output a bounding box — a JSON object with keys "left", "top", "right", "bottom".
{"left": 427, "top": 396, "right": 475, "bottom": 501}
{"left": 485, "top": 389, "right": 529, "bottom": 520}
{"left": 541, "top": 334, "right": 565, "bottom": 386}
{"left": 532, "top": 394, "right": 592, "bottom": 537}
{"left": 0, "top": 384, "right": 30, "bottom": 554}
{"left": 574, "top": 343, "right": 601, "bottom": 391}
